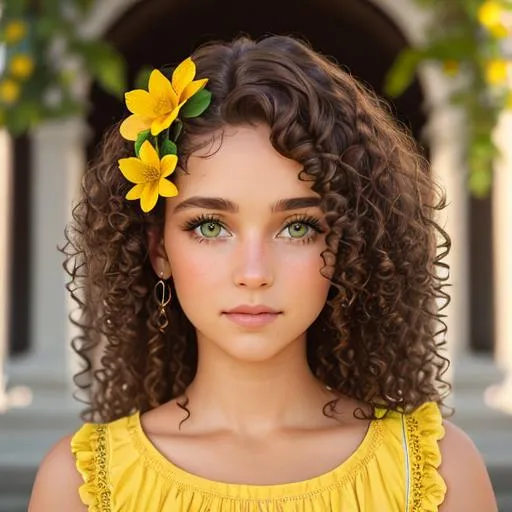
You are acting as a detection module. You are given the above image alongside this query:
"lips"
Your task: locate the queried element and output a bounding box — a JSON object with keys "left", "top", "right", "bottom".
{"left": 224, "top": 305, "right": 280, "bottom": 315}
{"left": 222, "top": 305, "right": 282, "bottom": 327}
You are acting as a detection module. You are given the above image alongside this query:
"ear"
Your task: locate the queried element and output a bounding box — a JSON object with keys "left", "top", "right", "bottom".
{"left": 147, "top": 227, "right": 172, "bottom": 279}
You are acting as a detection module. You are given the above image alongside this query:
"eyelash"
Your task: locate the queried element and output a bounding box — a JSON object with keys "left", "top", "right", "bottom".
{"left": 182, "top": 214, "right": 325, "bottom": 244}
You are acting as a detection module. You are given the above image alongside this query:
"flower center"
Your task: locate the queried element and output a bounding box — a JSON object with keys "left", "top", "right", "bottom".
{"left": 143, "top": 165, "right": 161, "bottom": 182}
{"left": 155, "top": 96, "right": 174, "bottom": 114}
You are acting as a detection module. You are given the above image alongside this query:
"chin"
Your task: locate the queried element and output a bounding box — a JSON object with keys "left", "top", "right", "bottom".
{"left": 214, "top": 334, "right": 300, "bottom": 364}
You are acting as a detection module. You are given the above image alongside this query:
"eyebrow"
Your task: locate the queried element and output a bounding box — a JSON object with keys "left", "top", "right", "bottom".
{"left": 172, "top": 196, "right": 321, "bottom": 213}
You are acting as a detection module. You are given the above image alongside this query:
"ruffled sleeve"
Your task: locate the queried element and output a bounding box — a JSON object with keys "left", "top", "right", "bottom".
{"left": 71, "top": 422, "right": 112, "bottom": 512}
{"left": 404, "top": 401, "right": 447, "bottom": 512}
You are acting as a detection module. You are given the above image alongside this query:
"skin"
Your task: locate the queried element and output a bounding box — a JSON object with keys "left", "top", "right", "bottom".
{"left": 28, "top": 124, "right": 498, "bottom": 511}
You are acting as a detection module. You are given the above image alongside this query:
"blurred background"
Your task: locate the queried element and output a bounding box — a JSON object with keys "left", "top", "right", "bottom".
{"left": 0, "top": 0, "right": 511, "bottom": 510}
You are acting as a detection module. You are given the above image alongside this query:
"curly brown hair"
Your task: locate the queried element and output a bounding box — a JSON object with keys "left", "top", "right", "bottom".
{"left": 63, "top": 34, "right": 451, "bottom": 423}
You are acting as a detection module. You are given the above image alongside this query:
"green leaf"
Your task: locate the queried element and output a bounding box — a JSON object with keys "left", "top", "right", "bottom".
{"left": 6, "top": 100, "right": 40, "bottom": 135}
{"left": 135, "top": 129, "right": 151, "bottom": 157}
{"left": 94, "top": 54, "right": 126, "bottom": 98}
{"left": 172, "top": 119, "right": 183, "bottom": 141}
{"left": 160, "top": 138, "right": 177, "bottom": 156}
{"left": 468, "top": 167, "right": 492, "bottom": 198}
{"left": 181, "top": 89, "right": 212, "bottom": 118}
{"left": 75, "top": 40, "right": 127, "bottom": 98}
{"left": 134, "top": 66, "right": 152, "bottom": 90}
{"left": 384, "top": 49, "right": 422, "bottom": 98}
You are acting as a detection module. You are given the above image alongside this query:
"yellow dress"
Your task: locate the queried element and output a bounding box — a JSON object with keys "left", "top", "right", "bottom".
{"left": 71, "top": 401, "right": 446, "bottom": 511}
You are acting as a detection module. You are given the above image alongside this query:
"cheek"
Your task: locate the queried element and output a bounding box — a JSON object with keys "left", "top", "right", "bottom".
{"left": 279, "top": 246, "right": 331, "bottom": 296}
{"left": 164, "top": 236, "right": 229, "bottom": 304}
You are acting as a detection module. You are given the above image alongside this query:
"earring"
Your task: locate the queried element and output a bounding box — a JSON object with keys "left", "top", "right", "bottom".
{"left": 154, "top": 272, "right": 171, "bottom": 333}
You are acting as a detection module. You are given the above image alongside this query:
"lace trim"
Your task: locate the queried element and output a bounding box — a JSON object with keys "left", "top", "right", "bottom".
{"left": 404, "top": 405, "right": 446, "bottom": 512}
{"left": 405, "top": 414, "right": 423, "bottom": 511}
{"left": 95, "top": 424, "right": 112, "bottom": 512}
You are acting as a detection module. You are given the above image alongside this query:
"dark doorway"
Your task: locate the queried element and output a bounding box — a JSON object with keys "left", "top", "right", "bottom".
{"left": 8, "top": 135, "right": 32, "bottom": 356}
{"left": 86, "top": 0, "right": 426, "bottom": 156}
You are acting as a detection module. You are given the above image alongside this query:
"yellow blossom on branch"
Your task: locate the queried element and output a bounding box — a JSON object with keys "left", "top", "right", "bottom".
{"left": 489, "top": 22, "right": 509, "bottom": 38}
{"left": 442, "top": 60, "right": 460, "bottom": 76}
{"left": 120, "top": 58, "right": 208, "bottom": 141}
{"left": 506, "top": 91, "right": 512, "bottom": 109}
{"left": 478, "top": 1, "right": 503, "bottom": 29}
{"left": 0, "top": 79, "right": 20, "bottom": 104}
{"left": 9, "top": 54, "right": 34, "bottom": 80}
{"left": 485, "top": 59, "right": 509, "bottom": 84}
{"left": 118, "top": 140, "right": 178, "bottom": 212}
{"left": 4, "top": 20, "right": 27, "bottom": 44}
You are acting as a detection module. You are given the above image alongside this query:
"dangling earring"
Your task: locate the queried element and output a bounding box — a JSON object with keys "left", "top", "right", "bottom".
{"left": 154, "top": 272, "right": 171, "bottom": 333}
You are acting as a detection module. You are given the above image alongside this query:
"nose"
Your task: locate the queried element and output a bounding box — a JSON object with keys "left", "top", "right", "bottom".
{"left": 232, "top": 234, "right": 274, "bottom": 289}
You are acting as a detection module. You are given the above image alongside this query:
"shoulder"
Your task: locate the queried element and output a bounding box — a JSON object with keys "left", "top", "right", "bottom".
{"left": 28, "top": 434, "right": 86, "bottom": 512}
{"left": 438, "top": 420, "right": 498, "bottom": 512}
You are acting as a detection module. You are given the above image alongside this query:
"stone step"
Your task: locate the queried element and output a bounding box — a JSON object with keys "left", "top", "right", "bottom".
{"left": 452, "top": 355, "right": 505, "bottom": 390}
{"left": 498, "top": 492, "right": 512, "bottom": 512}
{"left": 0, "top": 493, "right": 29, "bottom": 512}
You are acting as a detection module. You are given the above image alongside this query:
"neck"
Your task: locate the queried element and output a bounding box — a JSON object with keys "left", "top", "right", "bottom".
{"left": 181, "top": 336, "right": 336, "bottom": 437}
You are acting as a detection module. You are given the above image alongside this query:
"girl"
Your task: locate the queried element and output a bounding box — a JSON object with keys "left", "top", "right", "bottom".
{"left": 29, "top": 35, "right": 497, "bottom": 511}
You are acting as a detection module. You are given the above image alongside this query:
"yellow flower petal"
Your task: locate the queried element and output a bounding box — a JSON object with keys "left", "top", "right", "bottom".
{"left": 141, "top": 180, "right": 160, "bottom": 212}
{"left": 150, "top": 110, "right": 180, "bottom": 136}
{"left": 9, "top": 55, "right": 34, "bottom": 79}
{"left": 161, "top": 154, "right": 178, "bottom": 178}
{"left": 148, "top": 70, "right": 178, "bottom": 113}
{"left": 126, "top": 183, "right": 146, "bottom": 200}
{"left": 119, "top": 114, "right": 151, "bottom": 141}
{"left": 118, "top": 157, "right": 150, "bottom": 184}
{"left": 478, "top": 1, "right": 502, "bottom": 29}
{"left": 138, "top": 140, "right": 160, "bottom": 169}
{"left": 5, "top": 21, "right": 27, "bottom": 44}
{"left": 489, "top": 23, "right": 509, "bottom": 39}
{"left": 506, "top": 91, "right": 512, "bottom": 109}
{"left": 0, "top": 80, "right": 20, "bottom": 104}
{"left": 172, "top": 57, "right": 196, "bottom": 98}
{"left": 125, "top": 90, "right": 158, "bottom": 118}
{"left": 159, "top": 178, "right": 178, "bottom": 197}
{"left": 442, "top": 60, "right": 460, "bottom": 76}
{"left": 181, "top": 78, "right": 208, "bottom": 102}
{"left": 485, "top": 59, "right": 508, "bottom": 84}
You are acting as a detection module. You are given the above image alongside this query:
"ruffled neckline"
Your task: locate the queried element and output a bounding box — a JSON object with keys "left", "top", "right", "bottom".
{"left": 126, "top": 410, "right": 385, "bottom": 500}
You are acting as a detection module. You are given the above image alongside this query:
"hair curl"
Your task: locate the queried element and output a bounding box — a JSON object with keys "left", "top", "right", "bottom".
{"left": 62, "top": 34, "right": 451, "bottom": 423}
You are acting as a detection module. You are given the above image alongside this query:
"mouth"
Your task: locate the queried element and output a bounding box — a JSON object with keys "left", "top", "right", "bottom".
{"left": 222, "top": 305, "right": 282, "bottom": 328}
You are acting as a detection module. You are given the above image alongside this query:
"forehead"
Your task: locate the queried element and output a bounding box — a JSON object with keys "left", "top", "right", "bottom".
{"left": 171, "top": 124, "right": 313, "bottom": 202}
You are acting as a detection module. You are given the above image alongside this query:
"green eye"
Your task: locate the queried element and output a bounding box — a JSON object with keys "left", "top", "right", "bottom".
{"left": 199, "top": 221, "right": 222, "bottom": 238}
{"left": 287, "top": 222, "right": 310, "bottom": 238}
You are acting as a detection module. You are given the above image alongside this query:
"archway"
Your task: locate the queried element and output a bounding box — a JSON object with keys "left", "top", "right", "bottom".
{"left": 86, "top": 0, "right": 426, "bottom": 156}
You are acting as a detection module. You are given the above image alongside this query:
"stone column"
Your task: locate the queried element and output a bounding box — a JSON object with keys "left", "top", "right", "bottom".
{"left": 425, "top": 100, "right": 471, "bottom": 361}
{"left": 485, "top": 110, "right": 512, "bottom": 414}
{"left": 0, "top": 131, "right": 13, "bottom": 411}
{"left": 6, "top": 119, "right": 86, "bottom": 391}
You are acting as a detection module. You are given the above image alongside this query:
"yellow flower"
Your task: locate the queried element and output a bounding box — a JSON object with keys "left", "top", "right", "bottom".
{"left": 118, "top": 140, "right": 178, "bottom": 212}
{"left": 489, "top": 22, "right": 509, "bottom": 39}
{"left": 4, "top": 20, "right": 27, "bottom": 44}
{"left": 442, "top": 60, "right": 460, "bottom": 76}
{"left": 0, "top": 79, "right": 20, "bottom": 104}
{"left": 120, "top": 58, "right": 208, "bottom": 141}
{"left": 485, "top": 59, "right": 509, "bottom": 84}
{"left": 478, "top": 1, "right": 503, "bottom": 29}
{"left": 9, "top": 54, "right": 34, "bottom": 79}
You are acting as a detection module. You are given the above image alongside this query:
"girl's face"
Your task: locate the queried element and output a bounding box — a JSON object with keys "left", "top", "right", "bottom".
{"left": 160, "top": 124, "right": 331, "bottom": 363}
